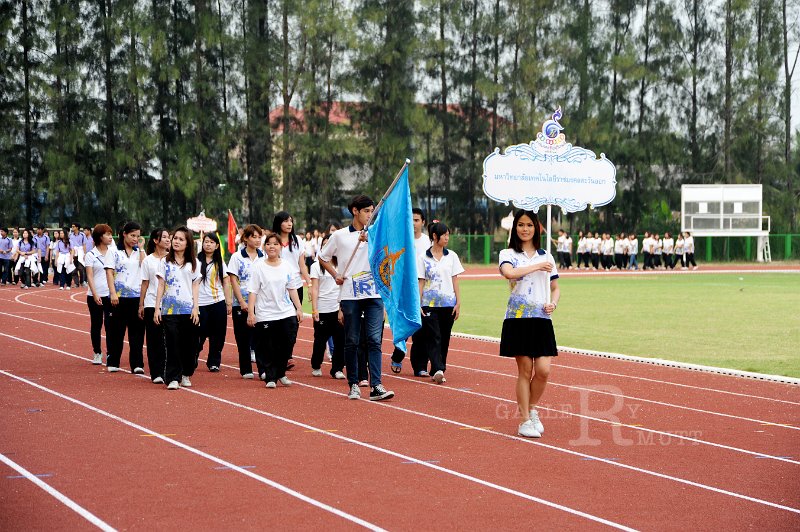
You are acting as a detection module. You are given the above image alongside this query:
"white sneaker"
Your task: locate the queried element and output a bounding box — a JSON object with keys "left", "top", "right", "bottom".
{"left": 152, "top": 377, "right": 164, "bottom": 384}
{"left": 242, "top": 373, "right": 254, "bottom": 380}
{"left": 107, "top": 366, "right": 120, "bottom": 373}
{"left": 529, "top": 409, "right": 545, "bottom": 435}
{"left": 334, "top": 371, "right": 345, "bottom": 380}
{"left": 167, "top": 380, "right": 179, "bottom": 390}
{"left": 279, "top": 376, "right": 292, "bottom": 386}
{"left": 92, "top": 353, "right": 102, "bottom": 365}
{"left": 59, "top": 286, "right": 64, "bottom": 290}
{"left": 311, "top": 369, "right": 322, "bottom": 377}
{"left": 180, "top": 376, "right": 192, "bottom": 387}
{"left": 259, "top": 373, "right": 266, "bottom": 381}
{"left": 358, "top": 379, "right": 369, "bottom": 387}
{"left": 432, "top": 370, "right": 445, "bottom": 384}
{"left": 518, "top": 420, "right": 541, "bottom": 438}
{"left": 66, "top": 286, "right": 71, "bottom": 290}
{"left": 250, "top": 350, "right": 256, "bottom": 363}
{"left": 133, "top": 367, "right": 144, "bottom": 374}
{"left": 265, "top": 381, "right": 276, "bottom": 388}
{"left": 347, "top": 383, "right": 360, "bottom": 400}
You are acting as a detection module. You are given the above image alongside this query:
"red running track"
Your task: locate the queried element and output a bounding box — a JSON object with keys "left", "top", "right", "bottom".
{"left": 1, "top": 286, "right": 798, "bottom": 530}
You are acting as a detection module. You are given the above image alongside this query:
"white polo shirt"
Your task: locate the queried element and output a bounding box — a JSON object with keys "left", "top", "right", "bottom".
{"left": 140, "top": 254, "right": 162, "bottom": 308}
{"left": 499, "top": 248, "right": 558, "bottom": 320}
{"left": 111, "top": 248, "right": 144, "bottom": 298}
{"left": 310, "top": 261, "right": 340, "bottom": 314}
{"left": 198, "top": 259, "right": 229, "bottom": 307}
{"left": 85, "top": 247, "right": 113, "bottom": 298}
{"left": 280, "top": 239, "right": 305, "bottom": 289}
{"left": 414, "top": 233, "right": 431, "bottom": 257}
{"left": 318, "top": 226, "right": 378, "bottom": 301}
{"left": 227, "top": 248, "right": 264, "bottom": 307}
{"left": 418, "top": 249, "right": 465, "bottom": 308}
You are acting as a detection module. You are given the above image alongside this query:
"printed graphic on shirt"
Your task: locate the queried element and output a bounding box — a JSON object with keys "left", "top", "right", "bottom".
{"left": 162, "top": 262, "right": 195, "bottom": 315}
{"left": 421, "top": 260, "right": 457, "bottom": 307}
{"left": 351, "top": 271, "right": 376, "bottom": 298}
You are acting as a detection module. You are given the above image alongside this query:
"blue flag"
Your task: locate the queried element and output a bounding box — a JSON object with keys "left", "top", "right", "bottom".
{"left": 368, "top": 166, "right": 422, "bottom": 352}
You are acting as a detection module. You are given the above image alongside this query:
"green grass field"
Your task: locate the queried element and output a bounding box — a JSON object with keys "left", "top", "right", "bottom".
{"left": 454, "top": 273, "right": 800, "bottom": 378}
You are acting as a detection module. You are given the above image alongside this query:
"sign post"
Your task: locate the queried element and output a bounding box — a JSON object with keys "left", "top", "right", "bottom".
{"left": 482, "top": 107, "right": 617, "bottom": 302}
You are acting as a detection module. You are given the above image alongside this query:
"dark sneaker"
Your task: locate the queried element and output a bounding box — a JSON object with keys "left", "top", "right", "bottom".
{"left": 369, "top": 384, "right": 394, "bottom": 401}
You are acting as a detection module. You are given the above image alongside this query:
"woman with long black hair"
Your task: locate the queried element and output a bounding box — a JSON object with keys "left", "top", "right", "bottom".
{"left": 227, "top": 224, "right": 264, "bottom": 379}
{"left": 154, "top": 226, "right": 201, "bottom": 390}
{"left": 139, "top": 228, "right": 170, "bottom": 383}
{"left": 107, "top": 221, "right": 146, "bottom": 374}
{"left": 197, "top": 233, "right": 232, "bottom": 372}
{"left": 272, "top": 211, "right": 311, "bottom": 370}
{"left": 14, "top": 228, "right": 37, "bottom": 289}
{"left": 310, "top": 233, "right": 345, "bottom": 379}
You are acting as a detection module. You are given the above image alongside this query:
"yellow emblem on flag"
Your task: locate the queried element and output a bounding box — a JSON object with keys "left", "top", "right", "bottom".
{"left": 378, "top": 246, "right": 405, "bottom": 290}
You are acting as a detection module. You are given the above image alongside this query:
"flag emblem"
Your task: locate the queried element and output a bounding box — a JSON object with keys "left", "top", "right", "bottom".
{"left": 377, "top": 246, "right": 405, "bottom": 289}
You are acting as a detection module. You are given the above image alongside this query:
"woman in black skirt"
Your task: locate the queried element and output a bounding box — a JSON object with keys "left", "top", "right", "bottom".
{"left": 499, "top": 210, "right": 560, "bottom": 438}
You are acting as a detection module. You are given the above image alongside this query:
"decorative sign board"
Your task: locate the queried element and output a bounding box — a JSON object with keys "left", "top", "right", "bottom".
{"left": 187, "top": 212, "right": 217, "bottom": 233}
{"left": 482, "top": 107, "right": 616, "bottom": 213}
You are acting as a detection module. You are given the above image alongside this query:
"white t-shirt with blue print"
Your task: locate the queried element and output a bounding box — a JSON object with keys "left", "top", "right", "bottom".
{"left": 417, "top": 249, "right": 464, "bottom": 308}
{"left": 157, "top": 258, "right": 201, "bottom": 315}
{"left": 499, "top": 248, "right": 559, "bottom": 320}
{"left": 111, "top": 248, "right": 144, "bottom": 298}
{"left": 227, "top": 248, "right": 264, "bottom": 307}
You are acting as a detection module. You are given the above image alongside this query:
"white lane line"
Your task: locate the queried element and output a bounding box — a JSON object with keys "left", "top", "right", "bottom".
{"left": 0, "top": 369, "right": 385, "bottom": 532}
{"left": 2, "top": 307, "right": 798, "bottom": 443}
{"left": 0, "top": 452, "right": 116, "bottom": 532}
{"left": 6, "top": 333, "right": 800, "bottom": 518}
{"left": 458, "top": 269, "right": 800, "bottom": 279}
{"left": 0, "top": 341, "right": 635, "bottom": 531}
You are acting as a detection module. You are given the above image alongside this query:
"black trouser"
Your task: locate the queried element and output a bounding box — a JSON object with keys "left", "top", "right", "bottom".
{"left": 162, "top": 314, "right": 199, "bottom": 383}
{"left": 232, "top": 306, "right": 256, "bottom": 375}
{"left": 35, "top": 259, "right": 48, "bottom": 284}
{"left": 199, "top": 300, "right": 228, "bottom": 369}
{"left": 72, "top": 257, "right": 86, "bottom": 285}
{"left": 106, "top": 297, "right": 145, "bottom": 370}
{"left": 57, "top": 263, "right": 71, "bottom": 287}
{"left": 311, "top": 311, "right": 345, "bottom": 375}
{"left": 20, "top": 265, "right": 32, "bottom": 288}
{"left": 86, "top": 295, "right": 110, "bottom": 355}
{"left": 143, "top": 307, "right": 166, "bottom": 381}
{"left": 686, "top": 253, "right": 696, "bottom": 267}
{"left": 643, "top": 252, "right": 651, "bottom": 270}
{"left": 556, "top": 251, "right": 565, "bottom": 268}
{"left": 254, "top": 316, "right": 297, "bottom": 383}
{"left": 582, "top": 253, "right": 591, "bottom": 268}
{"left": 563, "top": 252, "right": 572, "bottom": 268}
{"left": 286, "top": 287, "right": 303, "bottom": 363}
{"left": 614, "top": 253, "right": 624, "bottom": 269}
{"left": 673, "top": 254, "right": 684, "bottom": 269}
{"left": 0, "top": 258, "right": 10, "bottom": 283}
{"left": 415, "top": 306, "right": 456, "bottom": 374}
{"left": 602, "top": 255, "right": 612, "bottom": 269}
{"left": 653, "top": 254, "right": 662, "bottom": 268}
{"left": 591, "top": 253, "right": 599, "bottom": 269}
{"left": 391, "top": 331, "right": 420, "bottom": 372}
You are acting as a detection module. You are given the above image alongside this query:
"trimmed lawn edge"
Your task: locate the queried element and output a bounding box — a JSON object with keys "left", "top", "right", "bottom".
{"left": 450, "top": 331, "right": 800, "bottom": 386}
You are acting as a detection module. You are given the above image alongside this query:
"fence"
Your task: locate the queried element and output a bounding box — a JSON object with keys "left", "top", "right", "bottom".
{"left": 446, "top": 234, "right": 800, "bottom": 265}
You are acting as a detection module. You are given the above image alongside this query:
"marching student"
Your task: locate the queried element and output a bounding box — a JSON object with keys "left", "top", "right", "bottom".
{"left": 642, "top": 231, "right": 652, "bottom": 270}
{"left": 0, "top": 228, "right": 12, "bottom": 285}
{"left": 575, "top": 231, "right": 586, "bottom": 269}
{"left": 614, "top": 232, "right": 626, "bottom": 270}
{"left": 415, "top": 221, "right": 464, "bottom": 384}
{"left": 272, "top": 211, "right": 310, "bottom": 371}
{"left": 563, "top": 231, "right": 573, "bottom": 269}
{"left": 247, "top": 232, "right": 304, "bottom": 389}
{"left": 499, "top": 210, "right": 559, "bottom": 438}
{"left": 602, "top": 233, "right": 614, "bottom": 270}
{"left": 653, "top": 233, "right": 663, "bottom": 269}
{"left": 590, "top": 231, "right": 601, "bottom": 270}
{"left": 69, "top": 223, "right": 87, "bottom": 286}
{"left": 318, "top": 194, "right": 395, "bottom": 401}
{"left": 628, "top": 233, "right": 639, "bottom": 270}
{"left": 674, "top": 233, "right": 686, "bottom": 269}
{"left": 555, "top": 229, "right": 566, "bottom": 268}
{"left": 84, "top": 224, "right": 116, "bottom": 366}
{"left": 391, "top": 207, "right": 431, "bottom": 374}
{"left": 309, "top": 233, "right": 346, "bottom": 379}
{"left": 33, "top": 226, "right": 50, "bottom": 286}
{"left": 14, "top": 228, "right": 37, "bottom": 289}
{"left": 48, "top": 230, "right": 59, "bottom": 282}
{"left": 54, "top": 230, "right": 74, "bottom": 289}
{"left": 304, "top": 231, "right": 316, "bottom": 270}
{"left": 154, "top": 226, "right": 201, "bottom": 390}
{"left": 228, "top": 224, "right": 264, "bottom": 379}
{"left": 662, "top": 232, "right": 675, "bottom": 269}
{"left": 197, "top": 233, "right": 231, "bottom": 372}
{"left": 684, "top": 231, "right": 698, "bottom": 270}
{"left": 10, "top": 228, "right": 20, "bottom": 285}
{"left": 139, "top": 228, "right": 170, "bottom": 383}
{"left": 106, "top": 222, "right": 146, "bottom": 374}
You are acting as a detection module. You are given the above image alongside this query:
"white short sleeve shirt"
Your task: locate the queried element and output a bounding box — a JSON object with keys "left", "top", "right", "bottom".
{"left": 318, "top": 226, "right": 378, "bottom": 301}
{"left": 248, "top": 260, "right": 296, "bottom": 322}
{"left": 157, "top": 259, "right": 201, "bottom": 315}
{"left": 418, "top": 249, "right": 465, "bottom": 308}
{"left": 310, "top": 261, "right": 340, "bottom": 314}
{"left": 499, "top": 248, "right": 558, "bottom": 320}
{"left": 85, "top": 247, "right": 113, "bottom": 298}
{"left": 198, "top": 259, "right": 229, "bottom": 307}
{"left": 227, "top": 248, "right": 264, "bottom": 307}
{"left": 140, "top": 254, "right": 162, "bottom": 308}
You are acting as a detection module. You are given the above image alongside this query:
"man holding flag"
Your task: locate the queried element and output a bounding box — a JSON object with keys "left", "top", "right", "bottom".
{"left": 318, "top": 195, "right": 397, "bottom": 401}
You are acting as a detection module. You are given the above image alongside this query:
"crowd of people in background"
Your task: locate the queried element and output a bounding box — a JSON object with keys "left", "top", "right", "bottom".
{"left": 556, "top": 230, "right": 699, "bottom": 271}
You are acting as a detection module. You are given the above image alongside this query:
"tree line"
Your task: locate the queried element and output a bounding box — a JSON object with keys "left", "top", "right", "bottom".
{"left": 1, "top": 0, "right": 799, "bottom": 234}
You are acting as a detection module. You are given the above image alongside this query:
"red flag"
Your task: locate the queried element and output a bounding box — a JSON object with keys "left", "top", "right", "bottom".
{"left": 227, "top": 210, "right": 238, "bottom": 254}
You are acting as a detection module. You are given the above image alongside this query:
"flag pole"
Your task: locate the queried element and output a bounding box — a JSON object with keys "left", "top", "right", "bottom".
{"left": 546, "top": 204, "right": 552, "bottom": 305}
{"left": 340, "top": 158, "right": 411, "bottom": 279}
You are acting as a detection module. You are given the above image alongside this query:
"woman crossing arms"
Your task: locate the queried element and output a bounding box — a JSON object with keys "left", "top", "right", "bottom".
{"left": 197, "top": 233, "right": 231, "bottom": 372}
{"left": 416, "top": 221, "right": 464, "bottom": 384}
{"left": 154, "top": 227, "right": 201, "bottom": 390}
{"left": 247, "top": 232, "right": 304, "bottom": 389}
{"left": 139, "top": 228, "right": 170, "bottom": 383}
{"left": 499, "top": 210, "right": 560, "bottom": 438}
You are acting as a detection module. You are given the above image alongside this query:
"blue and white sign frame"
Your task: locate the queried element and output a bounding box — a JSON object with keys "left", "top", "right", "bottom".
{"left": 482, "top": 107, "right": 617, "bottom": 213}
